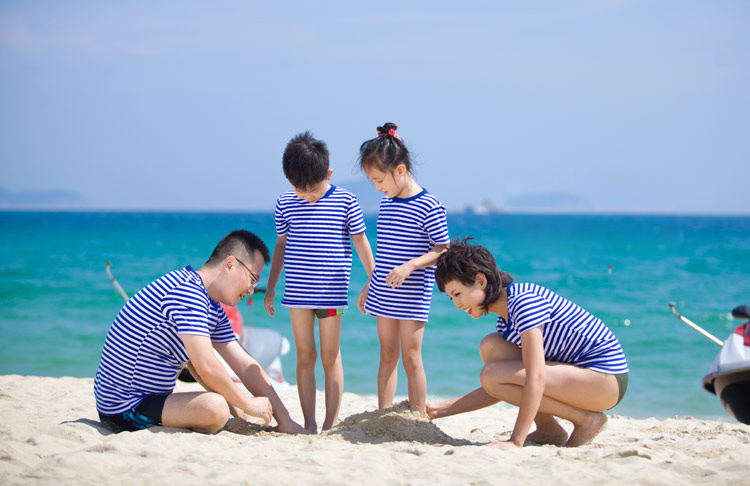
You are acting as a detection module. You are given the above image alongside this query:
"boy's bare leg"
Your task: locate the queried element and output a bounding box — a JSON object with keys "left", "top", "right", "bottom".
{"left": 399, "top": 320, "right": 427, "bottom": 413}
{"left": 377, "top": 317, "right": 400, "bottom": 408}
{"left": 291, "top": 308, "right": 318, "bottom": 433}
{"left": 318, "top": 313, "right": 344, "bottom": 430}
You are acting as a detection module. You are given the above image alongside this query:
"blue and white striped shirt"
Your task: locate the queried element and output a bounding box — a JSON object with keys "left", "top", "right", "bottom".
{"left": 94, "top": 266, "right": 236, "bottom": 415}
{"left": 365, "top": 189, "right": 450, "bottom": 322}
{"left": 496, "top": 282, "right": 628, "bottom": 374}
{"left": 275, "top": 185, "right": 367, "bottom": 308}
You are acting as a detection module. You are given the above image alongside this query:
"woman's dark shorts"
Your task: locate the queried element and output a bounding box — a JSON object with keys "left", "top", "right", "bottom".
{"left": 609, "top": 373, "right": 629, "bottom": 409}
{"left": 98, "top": 393, "right": 169, "bottom": 433}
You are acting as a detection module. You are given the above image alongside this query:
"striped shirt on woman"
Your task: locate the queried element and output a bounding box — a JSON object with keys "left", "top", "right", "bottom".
{"left": 275, "top": 185, "right": 367, "bottom": 309}
{"left": 364, "top": 189, "right": 450, "bottom": 322}
{"left": 94, "top": 266, "right": 235, "bottom": 415}
{"left": 496, "top": 282, "right": 628, "bottom": 374}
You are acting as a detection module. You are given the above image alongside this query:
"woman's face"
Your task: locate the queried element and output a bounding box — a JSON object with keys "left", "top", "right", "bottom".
{"left": 443, "top": 274, "right": 488, "bottom": 319}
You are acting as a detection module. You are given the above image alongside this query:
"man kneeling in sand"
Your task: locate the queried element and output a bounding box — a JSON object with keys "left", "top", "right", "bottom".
{"left": 94, "top": 230, "right": 305, "bottom": 434}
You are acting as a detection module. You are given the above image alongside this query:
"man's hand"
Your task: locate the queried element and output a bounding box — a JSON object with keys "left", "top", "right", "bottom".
{"left": 264, "top": 290, "right": 276, "bottom": 317}
{"left": 242, "top": 397, "right": 273, "bottom": 426}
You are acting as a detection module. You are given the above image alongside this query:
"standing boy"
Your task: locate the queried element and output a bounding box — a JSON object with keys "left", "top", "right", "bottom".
{"left": 264, "top": 132, "right": 375, "bottom": 432}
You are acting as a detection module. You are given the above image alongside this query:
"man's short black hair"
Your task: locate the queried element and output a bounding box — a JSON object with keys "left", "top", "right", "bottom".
{"left": 282, "top": 131, "right": 330, "bottom": 190}
{"left": 206, "top": 230, "right": 270, "bottom": 266}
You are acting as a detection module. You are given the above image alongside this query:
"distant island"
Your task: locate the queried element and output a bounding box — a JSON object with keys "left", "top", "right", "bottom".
{"left": 0, "top": 187, "right": 87, "bottom": 208}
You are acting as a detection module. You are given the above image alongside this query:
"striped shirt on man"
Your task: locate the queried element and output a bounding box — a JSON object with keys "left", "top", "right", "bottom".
{"left": 94, "top": 266, "right": 235, "bottom": 415}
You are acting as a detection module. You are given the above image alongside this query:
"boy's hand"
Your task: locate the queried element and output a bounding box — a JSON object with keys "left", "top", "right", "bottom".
{"left": 385, "top": 262, "right": 415, "bottom": 288}
{"left": 357, "top": 285, "right": 369, "bottom": 314}
{"left": 242, "top": 397, "right": 273, "bottom": 426}
{"left": 264, "top": 290, "right": 276, "bottom": 317}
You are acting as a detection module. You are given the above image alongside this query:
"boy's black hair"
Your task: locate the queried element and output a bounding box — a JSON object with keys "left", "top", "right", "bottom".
{"left": 282, "top": 131, "right": 330, "bottom": 190}
{"left": 435, "top": 238, "right": 514, "bottom": 312}
{"left": 206, "top": 230, "right": 270, "bottom": 266}
{"left": 358, "top": 122, "right": 412, "bottom": 173}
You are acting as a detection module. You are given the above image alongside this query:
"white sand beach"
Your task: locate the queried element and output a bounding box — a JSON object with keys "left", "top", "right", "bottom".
{"left": 0, "top": 375, "right": 748, "bottom": 485}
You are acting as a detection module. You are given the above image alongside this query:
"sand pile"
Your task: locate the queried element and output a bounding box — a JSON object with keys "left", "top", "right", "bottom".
{"left": 325, "top": 401, "right": 475, "bottom": 446}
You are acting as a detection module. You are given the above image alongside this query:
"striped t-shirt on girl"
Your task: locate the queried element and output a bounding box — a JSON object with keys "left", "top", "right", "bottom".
{"left": 364, "top": 189, "right": 450, "bottom": 322}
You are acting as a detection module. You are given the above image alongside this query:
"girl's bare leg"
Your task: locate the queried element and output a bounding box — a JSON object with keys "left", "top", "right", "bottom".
{"left": 399, "top": 320, "right": 427, "bottom": 413}
{"left": 377, "top": 317, "right": 401, "bottom": 408}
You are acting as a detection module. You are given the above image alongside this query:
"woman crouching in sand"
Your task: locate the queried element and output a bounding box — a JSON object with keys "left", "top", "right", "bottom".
{"left": 428, "top": 239, "right": 629, "bottom": 448}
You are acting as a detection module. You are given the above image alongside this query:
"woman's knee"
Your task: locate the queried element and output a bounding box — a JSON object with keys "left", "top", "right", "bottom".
{"left": 479, "top": 333, "right": 519, "bottom": 363}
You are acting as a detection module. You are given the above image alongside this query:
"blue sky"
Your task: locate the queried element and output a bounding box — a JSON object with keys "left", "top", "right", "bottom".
{"left": 1, "top": 1, "right": 748, "bottom": 214}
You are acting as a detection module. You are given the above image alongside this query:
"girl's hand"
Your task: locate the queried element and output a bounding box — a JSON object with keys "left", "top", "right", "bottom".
{"left": 357, "top": 285, "right": 369, "bottom": 314}
{"left": 264, "top": 290, "right": 276, "bottom": 317}
{"left": 385, "top": 262, "right": 415, "bottom": 288}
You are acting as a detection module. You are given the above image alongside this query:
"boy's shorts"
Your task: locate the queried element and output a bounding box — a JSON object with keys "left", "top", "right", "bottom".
{"left": 98, "top": 393, "right": 169, "bottom": 433}
{"left": 314, "top": 308, "right": 344, "bottom": 319}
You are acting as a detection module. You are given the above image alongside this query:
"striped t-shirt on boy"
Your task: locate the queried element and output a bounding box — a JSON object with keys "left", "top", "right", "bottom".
{"left": 496, "top": 282, "right": 629, "bottom": 374}
{"left": 275, "top": 185, "right": 367, "bottom": 309}
{"left": 364, "top": 189, "right": 450, "bottom": 322}
{"left": 94, "top": 266, "right": 235, "bottom": 415}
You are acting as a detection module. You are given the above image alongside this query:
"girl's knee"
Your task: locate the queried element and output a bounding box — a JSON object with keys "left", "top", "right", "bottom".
{"left": 401, "top": 351, "right": 423, "bottom": 374}
{"left": 379, "top": 346, "right": 400, "bottom": 365}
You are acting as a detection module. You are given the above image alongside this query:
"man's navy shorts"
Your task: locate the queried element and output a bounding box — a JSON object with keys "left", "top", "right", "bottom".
{"left": 98, "top": 393, "right": 169, "bottom": 433}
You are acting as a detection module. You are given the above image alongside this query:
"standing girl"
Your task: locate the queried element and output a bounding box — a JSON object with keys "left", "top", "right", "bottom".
{"left": 359, "top": 122, "right": 450, "bottom": 414}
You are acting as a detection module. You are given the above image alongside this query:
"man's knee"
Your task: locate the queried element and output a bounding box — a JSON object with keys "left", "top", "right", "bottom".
{"left": 200, "top": 393, "right": 231, "bottom": 433}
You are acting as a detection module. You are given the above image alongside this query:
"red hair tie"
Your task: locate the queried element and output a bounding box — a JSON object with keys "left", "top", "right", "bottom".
{"left": 377, "top": 128, "right": 401, "bottom": 140}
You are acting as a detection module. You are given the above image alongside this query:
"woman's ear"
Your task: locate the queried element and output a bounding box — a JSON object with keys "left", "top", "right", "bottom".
{"left": 475, "top": 272, "right": 487, "bottom": 289}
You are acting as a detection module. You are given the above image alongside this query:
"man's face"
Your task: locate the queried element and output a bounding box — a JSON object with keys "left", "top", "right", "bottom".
{"left": 223, "top": 250, "right": 264, "bottom": 305}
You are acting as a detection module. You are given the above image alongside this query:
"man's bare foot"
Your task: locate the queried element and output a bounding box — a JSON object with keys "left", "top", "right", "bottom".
{"left": 566, "top": 412, "right": 607, "bottom": 447}
{"left": 526, "top": 426, "right": 569, "bottom": 446}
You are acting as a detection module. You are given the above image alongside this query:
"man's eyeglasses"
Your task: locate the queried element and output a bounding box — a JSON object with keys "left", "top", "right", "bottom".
{"left": 235, "top": 257, "right": 259, "bottom": 288}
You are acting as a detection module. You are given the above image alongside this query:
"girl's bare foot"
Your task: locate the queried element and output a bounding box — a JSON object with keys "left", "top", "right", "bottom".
{"left": 566, "top": 412, "right": 607, "bottom": 447}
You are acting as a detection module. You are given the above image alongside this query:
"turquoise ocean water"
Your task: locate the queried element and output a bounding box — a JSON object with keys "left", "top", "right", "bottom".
{"left": 1, "top": 211, "right": 748, "bottom": 420}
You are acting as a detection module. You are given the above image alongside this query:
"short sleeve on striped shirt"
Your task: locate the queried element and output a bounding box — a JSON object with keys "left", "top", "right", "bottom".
{"left": 274, "top": 198, "right": 289, "bottom": 236}
{"left": 346, "top": 196, "right": 367, "bottom": 235}
{"left": 162, "top": 285, "right": 212, "bottom": 337}
{"left": 210, "top": 306, "right": 237, "bottom": 343}
{"left": 510, "top": 292, "right": 552, "bottom": 334}
{"left": 423, "top": 204, "right": 450, "bottom": 245}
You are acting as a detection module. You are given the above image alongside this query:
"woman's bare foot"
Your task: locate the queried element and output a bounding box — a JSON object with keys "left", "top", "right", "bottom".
{"left": 566, "top": 412, "right": 607, "bottom": 447}
{"left": 526, "top": 426, "right": 569, "bottom": 446}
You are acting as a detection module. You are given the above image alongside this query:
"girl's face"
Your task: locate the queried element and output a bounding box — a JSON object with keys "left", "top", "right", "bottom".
{"left": 364, "top": 164, "right": 410, "bottom": 198}
{"left": 443, "top": 274, "right": 488, "bottom": 319}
